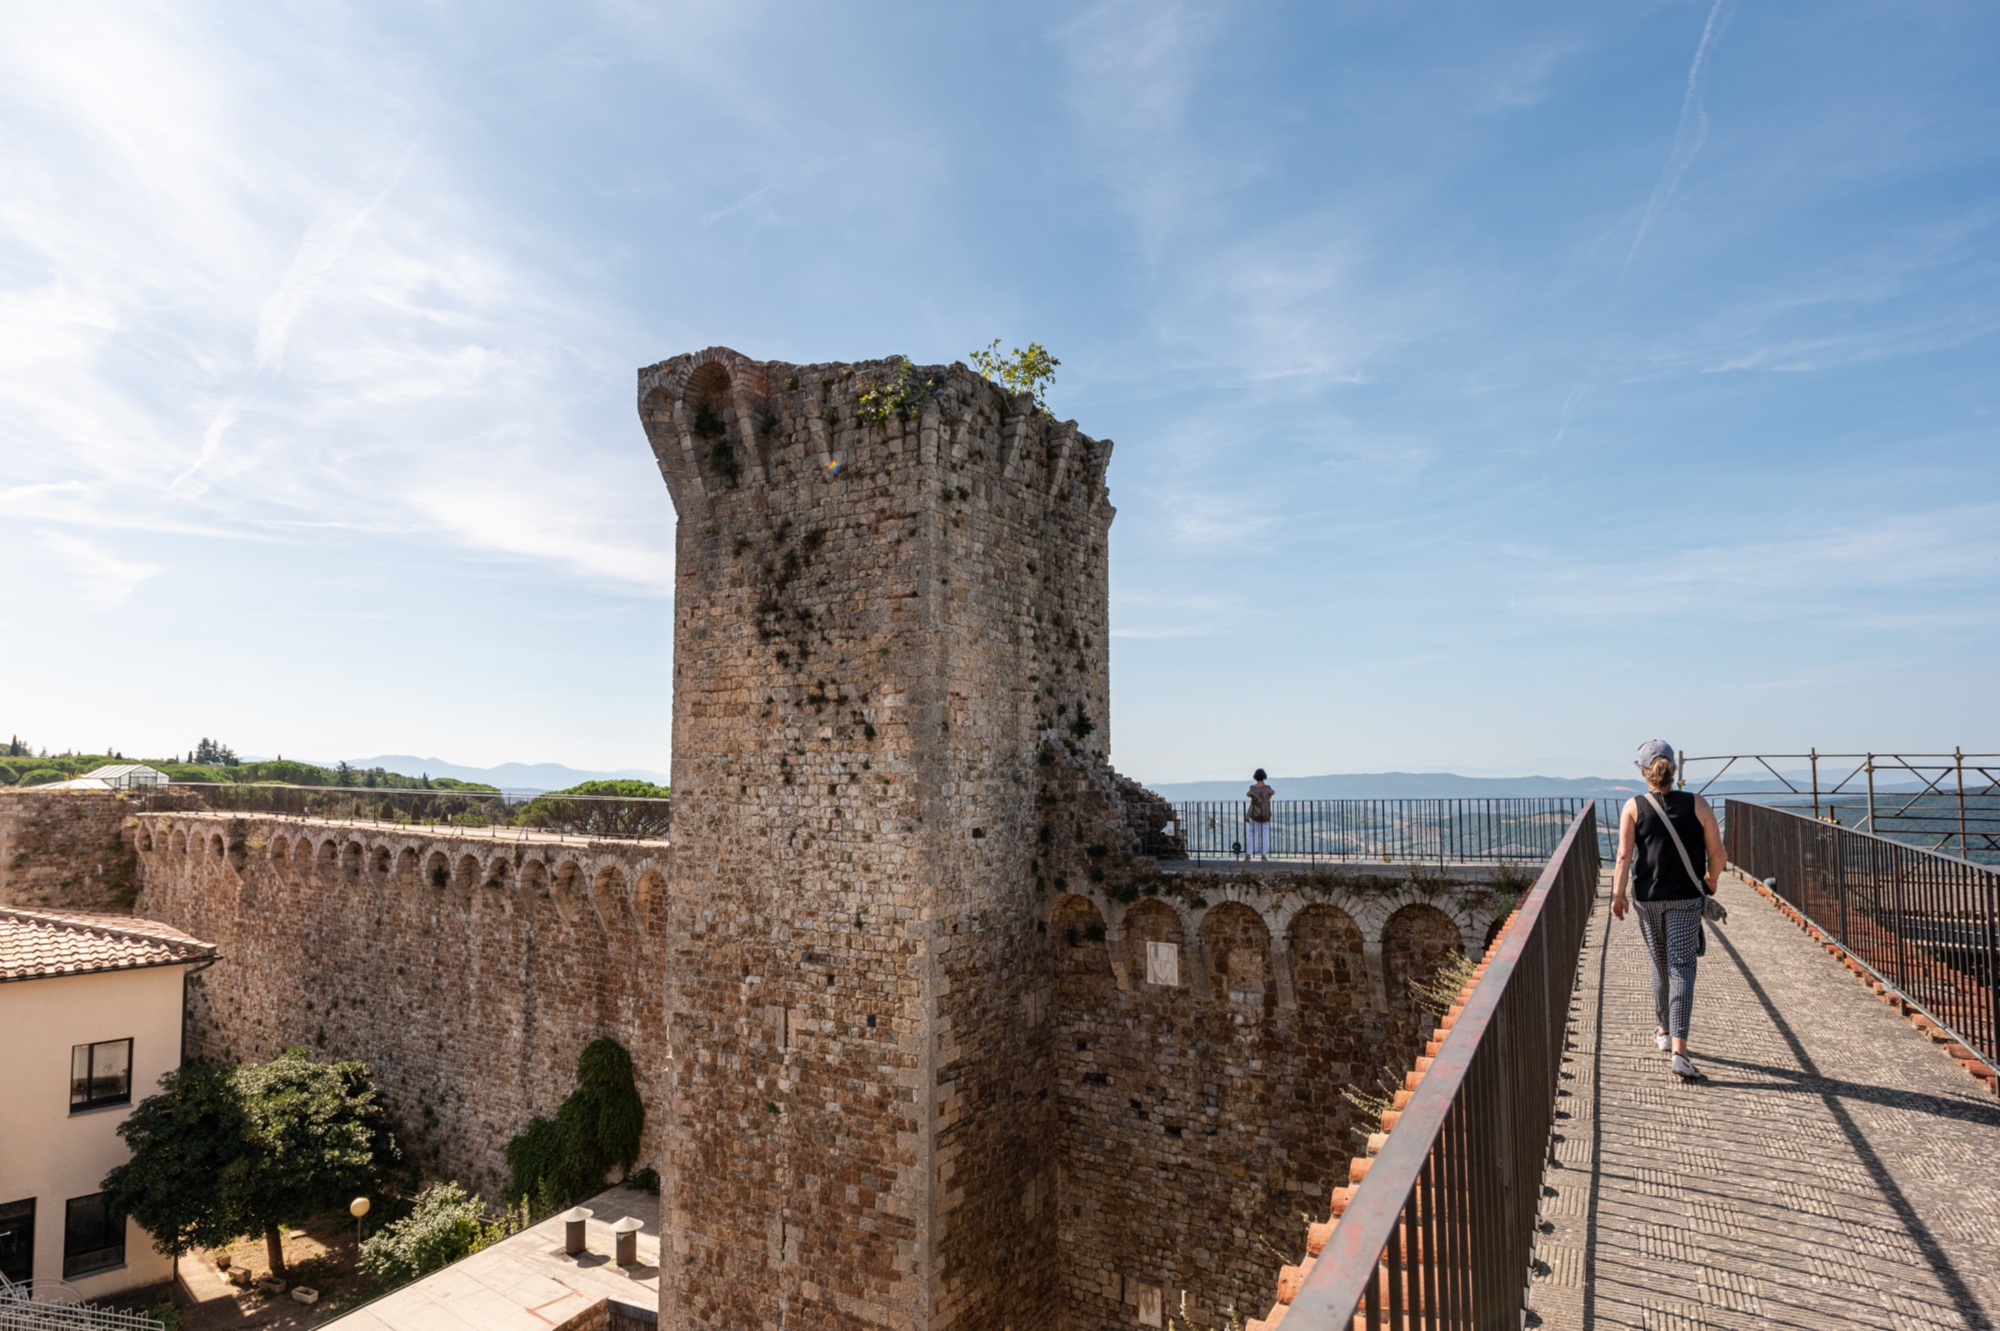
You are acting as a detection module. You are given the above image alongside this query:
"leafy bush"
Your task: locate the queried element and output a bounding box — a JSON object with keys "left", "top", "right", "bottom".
{"left": 358, "top": 1183, "right": 488, "bottom": 1286}
{"left": 504, "top": 1039, "right": 645, "bottom": 1208}
{"left": 20, "top": 768, "right": 65, "bottom": 785}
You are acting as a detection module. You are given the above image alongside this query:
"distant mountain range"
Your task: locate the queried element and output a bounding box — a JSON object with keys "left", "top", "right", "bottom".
{"left": 324, "top": 756, "right": 670, "bottom": 793}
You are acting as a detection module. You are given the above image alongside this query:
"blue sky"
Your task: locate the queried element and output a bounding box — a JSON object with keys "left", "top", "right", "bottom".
{"left": 2, "top": 1, "right": 1995, "bottom": 783}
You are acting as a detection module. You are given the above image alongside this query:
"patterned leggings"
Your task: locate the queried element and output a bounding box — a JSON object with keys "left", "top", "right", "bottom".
{"left": 1634, "top": 899, "right": 1705, "bottom": 1041}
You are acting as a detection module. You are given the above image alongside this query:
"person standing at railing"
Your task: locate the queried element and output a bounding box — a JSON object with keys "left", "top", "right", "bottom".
{"left": 1612, "top": 740, "right": 1726, "bottom": 1082}
{"left": 1245, "top": 769, "right": 1274, "bottom": 860}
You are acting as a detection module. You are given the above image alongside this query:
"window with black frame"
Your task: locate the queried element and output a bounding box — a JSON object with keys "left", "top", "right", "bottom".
{"left": 69, "top": 1038, "right": 132, "bottom": 1112}
{"left": 0, "top": 1197, "right": 33, "bottom": 1284}
{"left": 63, "top": 1193, "right": 124, "bottom": 1278}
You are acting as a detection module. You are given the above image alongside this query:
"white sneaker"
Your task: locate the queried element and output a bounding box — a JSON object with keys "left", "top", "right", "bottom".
{"left": 1655, "top": 1031, "right": 1671, "bottom": 1053}
{"left": 1671, "top": 1053, "right": 1704, "bottom": 1081}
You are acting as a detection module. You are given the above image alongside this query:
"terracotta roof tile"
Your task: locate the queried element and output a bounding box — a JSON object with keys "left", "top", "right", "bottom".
{"left": 0, "top": 906, "right": 218, "bottom": 982}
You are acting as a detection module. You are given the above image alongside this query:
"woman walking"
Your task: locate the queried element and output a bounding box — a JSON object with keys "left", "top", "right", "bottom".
{"left": 1611, "top": 740, "right": 1726, "bottom": 1081}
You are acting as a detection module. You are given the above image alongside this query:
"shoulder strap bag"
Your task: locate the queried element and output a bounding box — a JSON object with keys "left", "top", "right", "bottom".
{"left": 1642, "top": 791, "right": 1727, "bottom": 924}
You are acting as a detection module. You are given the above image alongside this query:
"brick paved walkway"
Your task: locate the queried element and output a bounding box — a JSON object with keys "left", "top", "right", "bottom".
{"left": 1529, "top": 870, "right": 2000, "bottom": 1330}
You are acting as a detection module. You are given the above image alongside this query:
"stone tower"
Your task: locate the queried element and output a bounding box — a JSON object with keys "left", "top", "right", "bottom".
{"left": 640, "top": 348, "right": 1115, "bottom": 1330}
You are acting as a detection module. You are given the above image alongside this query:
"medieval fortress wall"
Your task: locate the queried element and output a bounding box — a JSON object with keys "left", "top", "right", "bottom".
{"left": 133, "top": 812, "right": 670, "bottom": 1190}
{"left": 0, "top": 349, "right": 1508, "bottom": 1330}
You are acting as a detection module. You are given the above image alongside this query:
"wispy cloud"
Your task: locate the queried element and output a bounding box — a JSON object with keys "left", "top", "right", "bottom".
{"left": 0, "top": 2, "right": 673, "bottom": 598}
{"left": 255, "top": 173, "right": 401, "bottom": 372}
{"left": 36, "top": 529, "right": 162, "bottom": 605}
{"left": 1623, "top": 0, "right": 1731, "bottom": 278}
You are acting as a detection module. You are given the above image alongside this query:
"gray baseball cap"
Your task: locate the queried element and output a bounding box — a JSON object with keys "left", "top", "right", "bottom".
{"left": 1635, "top": 739, "right": 1675, "bottom": 771}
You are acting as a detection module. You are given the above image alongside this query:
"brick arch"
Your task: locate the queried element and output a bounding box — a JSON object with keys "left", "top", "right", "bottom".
{"left": 208, "top": 833, "right": 225, "bottom": 860}
{"left": 1051, "top": 893, "right": 1109, "bottom": 972}
{"left": 635, "top": 868, "right": 668, "bottom": 936}
{"left": 315, "top": 838, "right": 339, "bottom": 882}
{"left": 519, "top": 857, "right": 551, "bottom": 903}
{"left": 170, "top": 827, "right": 187, "bottom": 855}
{"left": 341, "top": 841, "right": 365, "bottom": 884}
{"left": 369, "top": 844, "right": 393, "bottom": 880}
{"left": 423, "top": 850, "right": 451, "bottom": 891}
{"left": 269, "top": 834, "right": 290, "bottom": 865}
{"left": 1383, "top": 903, "right": 1464, "bottom": 1028}
{"left": 551, "top": 859, "right": 588, "bottom": 927}
{"left": 1289, "top": 904, "right": 1367, "bottom": 1013}
{"left": 133, "top": 823, "right": 153, "bottom": 853}
{"left": 592, "top": 864, "right": 631, "bottom": 930}
{"left": 449, "top": 853, "right": 481, "bottom": 895}
{"left": 394, "top": 846, "right": 422, "bottom": 889}
{"left": 1202, "top": 901, "right": 1272, "bottom": 1005}
{"left": 1121, "top": 898, "right": 1184, "bottom": 990}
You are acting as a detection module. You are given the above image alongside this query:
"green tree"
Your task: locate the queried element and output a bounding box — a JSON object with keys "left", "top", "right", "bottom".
{"left": 228, "top": 1050, "right": 400, "bottom": 1278}
{"left": 504, "top": 1039, "right": 645, "bottom": 1209}
{"left": 102, "top": 1063, "right": 249, "bottom": 1272}
{"left": 548, "top": 779, "right": 671, "bottom": 799}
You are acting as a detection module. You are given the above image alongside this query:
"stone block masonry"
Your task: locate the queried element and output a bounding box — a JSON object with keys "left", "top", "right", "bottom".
{"left": 0, "top": 790, "right": 141, "bottom": 910}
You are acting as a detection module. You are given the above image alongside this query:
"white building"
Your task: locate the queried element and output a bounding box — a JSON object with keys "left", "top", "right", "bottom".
{"left": 69, "top": 766, "right": 170, "bottom": 792}
{"left": 0, "top": 907, "right": 218, "bottom": 1300}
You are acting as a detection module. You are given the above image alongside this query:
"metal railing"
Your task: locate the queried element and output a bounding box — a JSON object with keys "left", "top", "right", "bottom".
{"left": 0, "top": 1274, "right": 163, "bottom": 1330}
{"left": 1683, "top": 751, "right": 2000, "bottom": 863}
{"left": 1727, "top": 799, "right": 1999, "bottom": 1070}
{"left": 130, "top": 784, "right": 671, "bottom": 841}
{"left": 1285, "top": 805, "right": 1600, "bottom": 1328}
{"left": 1165, "top": 799, "right": 1590, "bottom": 864}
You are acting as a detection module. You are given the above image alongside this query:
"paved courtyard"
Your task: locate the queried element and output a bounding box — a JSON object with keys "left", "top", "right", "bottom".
{"left": 1530, "top": 870, "right": 2000, "bottom": 1330}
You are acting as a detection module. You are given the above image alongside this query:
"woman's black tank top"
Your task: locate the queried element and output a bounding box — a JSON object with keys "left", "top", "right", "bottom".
{"left": 1631, "top": 789, "right": 1706, "bottom": 901}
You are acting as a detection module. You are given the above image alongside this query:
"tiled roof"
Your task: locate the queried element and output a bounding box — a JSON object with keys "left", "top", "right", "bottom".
{"left": 0, "top": 906, "right": 218, "bottom": 982}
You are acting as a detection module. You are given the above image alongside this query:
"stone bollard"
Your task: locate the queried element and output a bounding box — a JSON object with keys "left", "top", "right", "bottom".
{"left": 562, "top": 1207, "right": 594, "bottom": 1257}
{"left": 613, "top": 1215, "right": 644, "bottom": 1268}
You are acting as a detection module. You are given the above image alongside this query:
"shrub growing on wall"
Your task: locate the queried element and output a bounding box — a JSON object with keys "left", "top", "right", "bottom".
{"left": 504, "top": 1039, "right": 645, "bottom": 1210}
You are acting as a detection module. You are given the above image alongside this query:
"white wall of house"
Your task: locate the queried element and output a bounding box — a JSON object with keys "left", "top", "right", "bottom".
{"left": 0, "top": 964, "right": 189, "bottom": 1297}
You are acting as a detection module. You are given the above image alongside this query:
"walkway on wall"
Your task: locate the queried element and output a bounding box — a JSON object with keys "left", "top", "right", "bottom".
{"left": 1530, "top": 870, "right": 2000, "bottom": 1329}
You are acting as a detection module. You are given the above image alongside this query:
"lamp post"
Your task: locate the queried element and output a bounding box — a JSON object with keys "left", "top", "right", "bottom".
{"left": 350, "top": 1197, "right": 371, "bottom": 1252}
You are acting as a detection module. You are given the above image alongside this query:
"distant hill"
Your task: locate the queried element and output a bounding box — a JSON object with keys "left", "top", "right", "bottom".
{"left": 332, "top": 756, "right": 672, "bottom": 793}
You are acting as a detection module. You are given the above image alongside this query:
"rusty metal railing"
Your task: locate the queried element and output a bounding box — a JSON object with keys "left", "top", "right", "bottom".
{"left": 1281, "top": 805, "right": 1600, "bottom": 1328}
{"left": 1166, "top": 799, "right": 1590, "bottom": 864}
{"left": 1727, "top": 799, "right": 1999, "bottom": 1071}
{"left": 1682, "top": 750, "right": 2000, "bottom": 862}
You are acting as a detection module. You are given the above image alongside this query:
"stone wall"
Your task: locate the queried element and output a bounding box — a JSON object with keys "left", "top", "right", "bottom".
{"left": 125, "top": 812, "right": 671, "bottom": 1193}
{"left": 0, "top": 790, "right": 141, "bottom": 910}
{"left": 1047, "top": 868, "right": 1498, "bottom": 1326}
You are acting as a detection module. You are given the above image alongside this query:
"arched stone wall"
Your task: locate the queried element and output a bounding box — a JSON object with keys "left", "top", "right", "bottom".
{"left": 125, "top": 813, "right": 672, "bottom": 1196}
{"left": 1382, "top": 902, "right": 1466, "bottom": 1049}
{"left": 1201, "top": 902, "right": 1272, "bottom": 1010}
